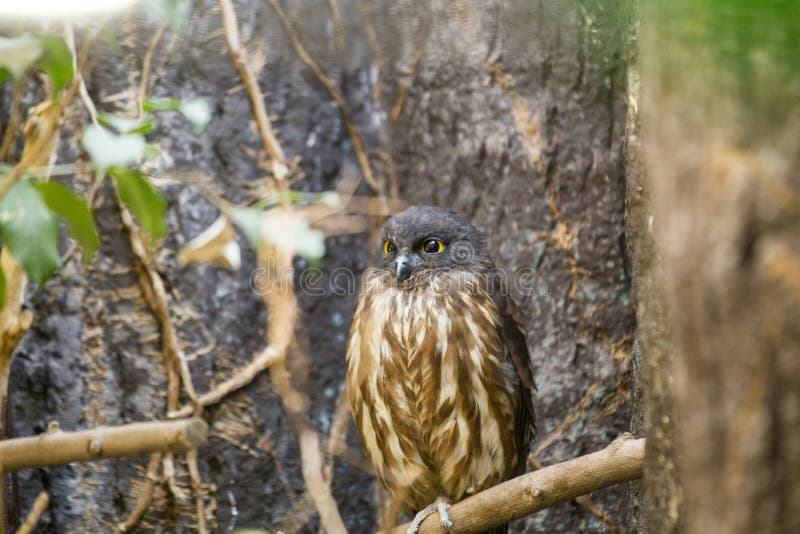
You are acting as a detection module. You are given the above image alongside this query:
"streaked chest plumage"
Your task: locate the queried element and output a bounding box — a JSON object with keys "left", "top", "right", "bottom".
{"left": 345, "top": 269, "right": 521, "bottom": 511}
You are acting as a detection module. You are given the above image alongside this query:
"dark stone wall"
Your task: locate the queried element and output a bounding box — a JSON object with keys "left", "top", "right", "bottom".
{"left": 5, "top": 1, "right": 636, "bottom": 531}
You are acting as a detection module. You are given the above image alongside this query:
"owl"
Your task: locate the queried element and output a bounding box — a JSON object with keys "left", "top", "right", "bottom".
{"left": 346, "top": 206, "right": 535, "bottom": 533}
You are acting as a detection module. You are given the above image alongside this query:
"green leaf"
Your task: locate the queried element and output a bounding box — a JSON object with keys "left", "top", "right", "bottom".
{"left": 0, "top": 68, "right": 9, "bottom": 86}
{"left": 0, "top": 180, "right": 60, "bottom": 287}
{"left": 81, "top": 124, "right": 145, "bottom": 173}
{"left": 0, "top": 34, "right": 43, "bottom": 80}
{"left": 32, "top": 181, "right": 99, "bottom": 266}
{"left": 142, "top": 144, "right": 160, "bottom": 162}
{"left": 97, "top": 113, "right": 155, "bottom": 135}
{"left": 109, "top": 167, "right": 167, "bottom": 240}
{"left": 179, "top": 98, "right": 211, "bottom": 133}
{"left": 144, "top": 97, "right": 211, "bottom": 133}
{"left": 230, "top": 207, "right": 264, "bottom": 253}
{"left": 36, "top": 35, "right": 74, "bottom": 96}
{"left": 143, "top": 97, "right": 181, "bottom": 112}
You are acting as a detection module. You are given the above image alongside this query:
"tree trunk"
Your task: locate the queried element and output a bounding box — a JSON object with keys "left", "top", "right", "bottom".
{"left": 639, "top": 1, "right": 800, "bottom": 532}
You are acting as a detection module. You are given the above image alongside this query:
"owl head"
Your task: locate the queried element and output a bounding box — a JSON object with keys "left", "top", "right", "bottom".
{"left": 374, "top": 206, "right": 491, "bottom": 281}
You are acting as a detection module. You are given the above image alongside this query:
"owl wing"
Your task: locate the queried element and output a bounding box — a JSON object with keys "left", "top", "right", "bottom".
{"left": 494, "top": 287, "right": 536, "bottom": 467}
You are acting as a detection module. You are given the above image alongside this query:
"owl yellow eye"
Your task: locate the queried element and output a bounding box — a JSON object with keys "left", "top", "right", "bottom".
{"left": 421, "top": 238, "right": 445, "bottom": 254}
{"left": 383, "top": 240, "right": 396, "bottom": 255}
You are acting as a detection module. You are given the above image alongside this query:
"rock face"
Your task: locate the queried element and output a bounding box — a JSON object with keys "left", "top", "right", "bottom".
{"left": 6, "top": 0, "right": 636, "bottom": 532}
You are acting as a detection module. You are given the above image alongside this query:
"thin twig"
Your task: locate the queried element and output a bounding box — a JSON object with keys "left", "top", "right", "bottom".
{"left": 359, "top": 0, "right": 384, "bottom": 106}
{"left": 138, "top": 24, "right": 167, "bottom": 120}
{"left": 530, "top": 382, "right": 601, "bottom": 459}
{"left": 168, "top": 346, "right": 282, "bottom": 418}
{"left": 118, "top": 204, "right": 200, "bottom": 410}
{"left": 116, "top": 452, "right": 163, "bottom": 533}
{"left": 266, "top": 0, "right": 380, "bottom": 194}
{"left": 389, "top": 10, "right": 434, "bottom": 124}
{"left": 16, "top": 491, "right": 48, "bottom": 534}
{"left": 186, "top": 449, "right": 208, "bottom": 534}
{"left": 118, "top": 198, "right": 200, "bottom": 507}
{"left": 218, "top": 0, "right": 288, "bottom": 172}
{"left": 326, "top": 0, "right": 347, "bottom": 55}
{"left": 575, "top": 495, "right": 622, "bottom": 534}
{"left": 65, "top": 22, "right": 98, "bottom": 125}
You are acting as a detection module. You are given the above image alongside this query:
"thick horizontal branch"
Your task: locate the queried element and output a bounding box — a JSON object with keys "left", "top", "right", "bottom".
{"left": 386, "top": 435, "right": 644, "bottom": 534}
{"left": 0, "top": 418, "right": 207, "bottom": 471}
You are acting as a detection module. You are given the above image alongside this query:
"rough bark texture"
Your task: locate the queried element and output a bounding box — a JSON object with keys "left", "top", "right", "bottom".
{"left": 4, "top": 1, "right": 635, "bottom": 531}
{"left": 623, "top": 49, "right": 682, "bottom": 534}
{"left": 640, "top": 1, "right": 800, "bottom": 532}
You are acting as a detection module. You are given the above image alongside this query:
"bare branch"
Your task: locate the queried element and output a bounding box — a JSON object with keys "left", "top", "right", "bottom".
{"left": 0, "top": 418, "right": 208, "bottom": 472}
{"left": 359, "top": 0, "right": 384, "bottom": 105}
{"left": 186, "top": 449, "right": 208, "bottom": 534}
{"left": 138, "top": 24, "right": 167, "bottom": 119}
{"left": 326, "top": 0, "right": 347, "bottom": 55}
{"left": 389, "top": 10, "right": 434, "bottom": 124}
{"left": 116, "top": 452, "right": 163, "bottom": 533}
{"left": 118, "top": 205, "right": 200, "bottom": 411}
{"left": 65, "top": 22, "right": 98, "bottom": 125}
{"left": 385, "top": 435, "right": 644, "bottom": 534}
{"left": 260, "top": 244, "right": 348, "bottom": 534}
{"left": 16, "top": 491, "right": 48, "bottom": 534}
{"left": 218, "top": 0, "right": 288, "bottom": 170}
{"left": 266, "top": 0, "right": 380, "bottom": 194}
{"left": 168, "top": 346, "right": 282, "bottom": 418}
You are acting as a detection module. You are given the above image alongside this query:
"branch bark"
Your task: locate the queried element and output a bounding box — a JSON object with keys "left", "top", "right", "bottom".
{"left": 0, "top": 418, "right": 207, "bottom": 472}
{"left": 266, "top": 0, "right": 379, "bottom": 194}
{"left": 385, "top": 435, "right": 644, "bottom": 534}
{"left": 15, "top": 491, "right": 47, "bottom": 534}
{"left": 218, "top": 0, "right": 288, "bottom": 173}
{"left": 168, "top": 346, "right": 281, "bottom": 418}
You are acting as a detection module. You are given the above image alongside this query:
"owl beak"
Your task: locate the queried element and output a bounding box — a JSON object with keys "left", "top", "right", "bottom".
{"left": 395, "top": 254, "right": 414, "bottom": 281}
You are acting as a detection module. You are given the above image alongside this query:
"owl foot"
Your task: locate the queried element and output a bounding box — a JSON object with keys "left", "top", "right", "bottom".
{"left": 406, "top": 496, "right": 452, "bottom": 534}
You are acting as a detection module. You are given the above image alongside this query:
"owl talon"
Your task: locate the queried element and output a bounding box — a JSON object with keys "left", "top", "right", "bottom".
{"left": 406, "top": 503, "right": 437, "bottom": 534}
{"left": 407, "top": 497, "right": 452, "bottom": 534}
{"left": 436, "top": 498, "right": 453, "bottom": 534}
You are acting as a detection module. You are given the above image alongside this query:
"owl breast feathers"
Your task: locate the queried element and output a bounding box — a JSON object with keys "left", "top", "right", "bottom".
{"left": 345, "top": 206, "right": 535, "bottom": 518}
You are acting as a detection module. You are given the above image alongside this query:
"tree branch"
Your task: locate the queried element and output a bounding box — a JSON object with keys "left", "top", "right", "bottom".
{"left": 116, "top": 452, "right": 162, "bottom": 533}
{"left": 16, "top": 491, "right": 47, "bottom": 534}
{"left": 218, "top": 0, "right": 288, "bottom": 173}
{"left": 384, "top": 435, "right": 644, "bottom": 534}
{"left": 266, "top": 0, "right": 380, "bottom": 194}
{"left": 0, "top": 418, "right": 208, "bottom": 472}
{"left": 168, "top": 346, "right": 282, "bottom": 418}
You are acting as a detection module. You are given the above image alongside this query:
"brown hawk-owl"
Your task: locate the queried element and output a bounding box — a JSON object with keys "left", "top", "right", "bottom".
{"left": 346, "top": 206, "right": 536, "bottom": 533}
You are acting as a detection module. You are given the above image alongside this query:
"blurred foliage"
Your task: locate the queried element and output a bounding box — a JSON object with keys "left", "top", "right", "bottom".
{"left": 32, "top": 180, "right": 100, "bottom": 267}
{"left": 0, "top": 33, "right": 73, "bottom": 94}
{"left": 645, "top": 0, "right": 800, "bottom": 130}
{"left": 109, "top": 166, "right": 168, "bottom": 241}
{"left": 0, "top": 180, "right": 62, "bottom": 287}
